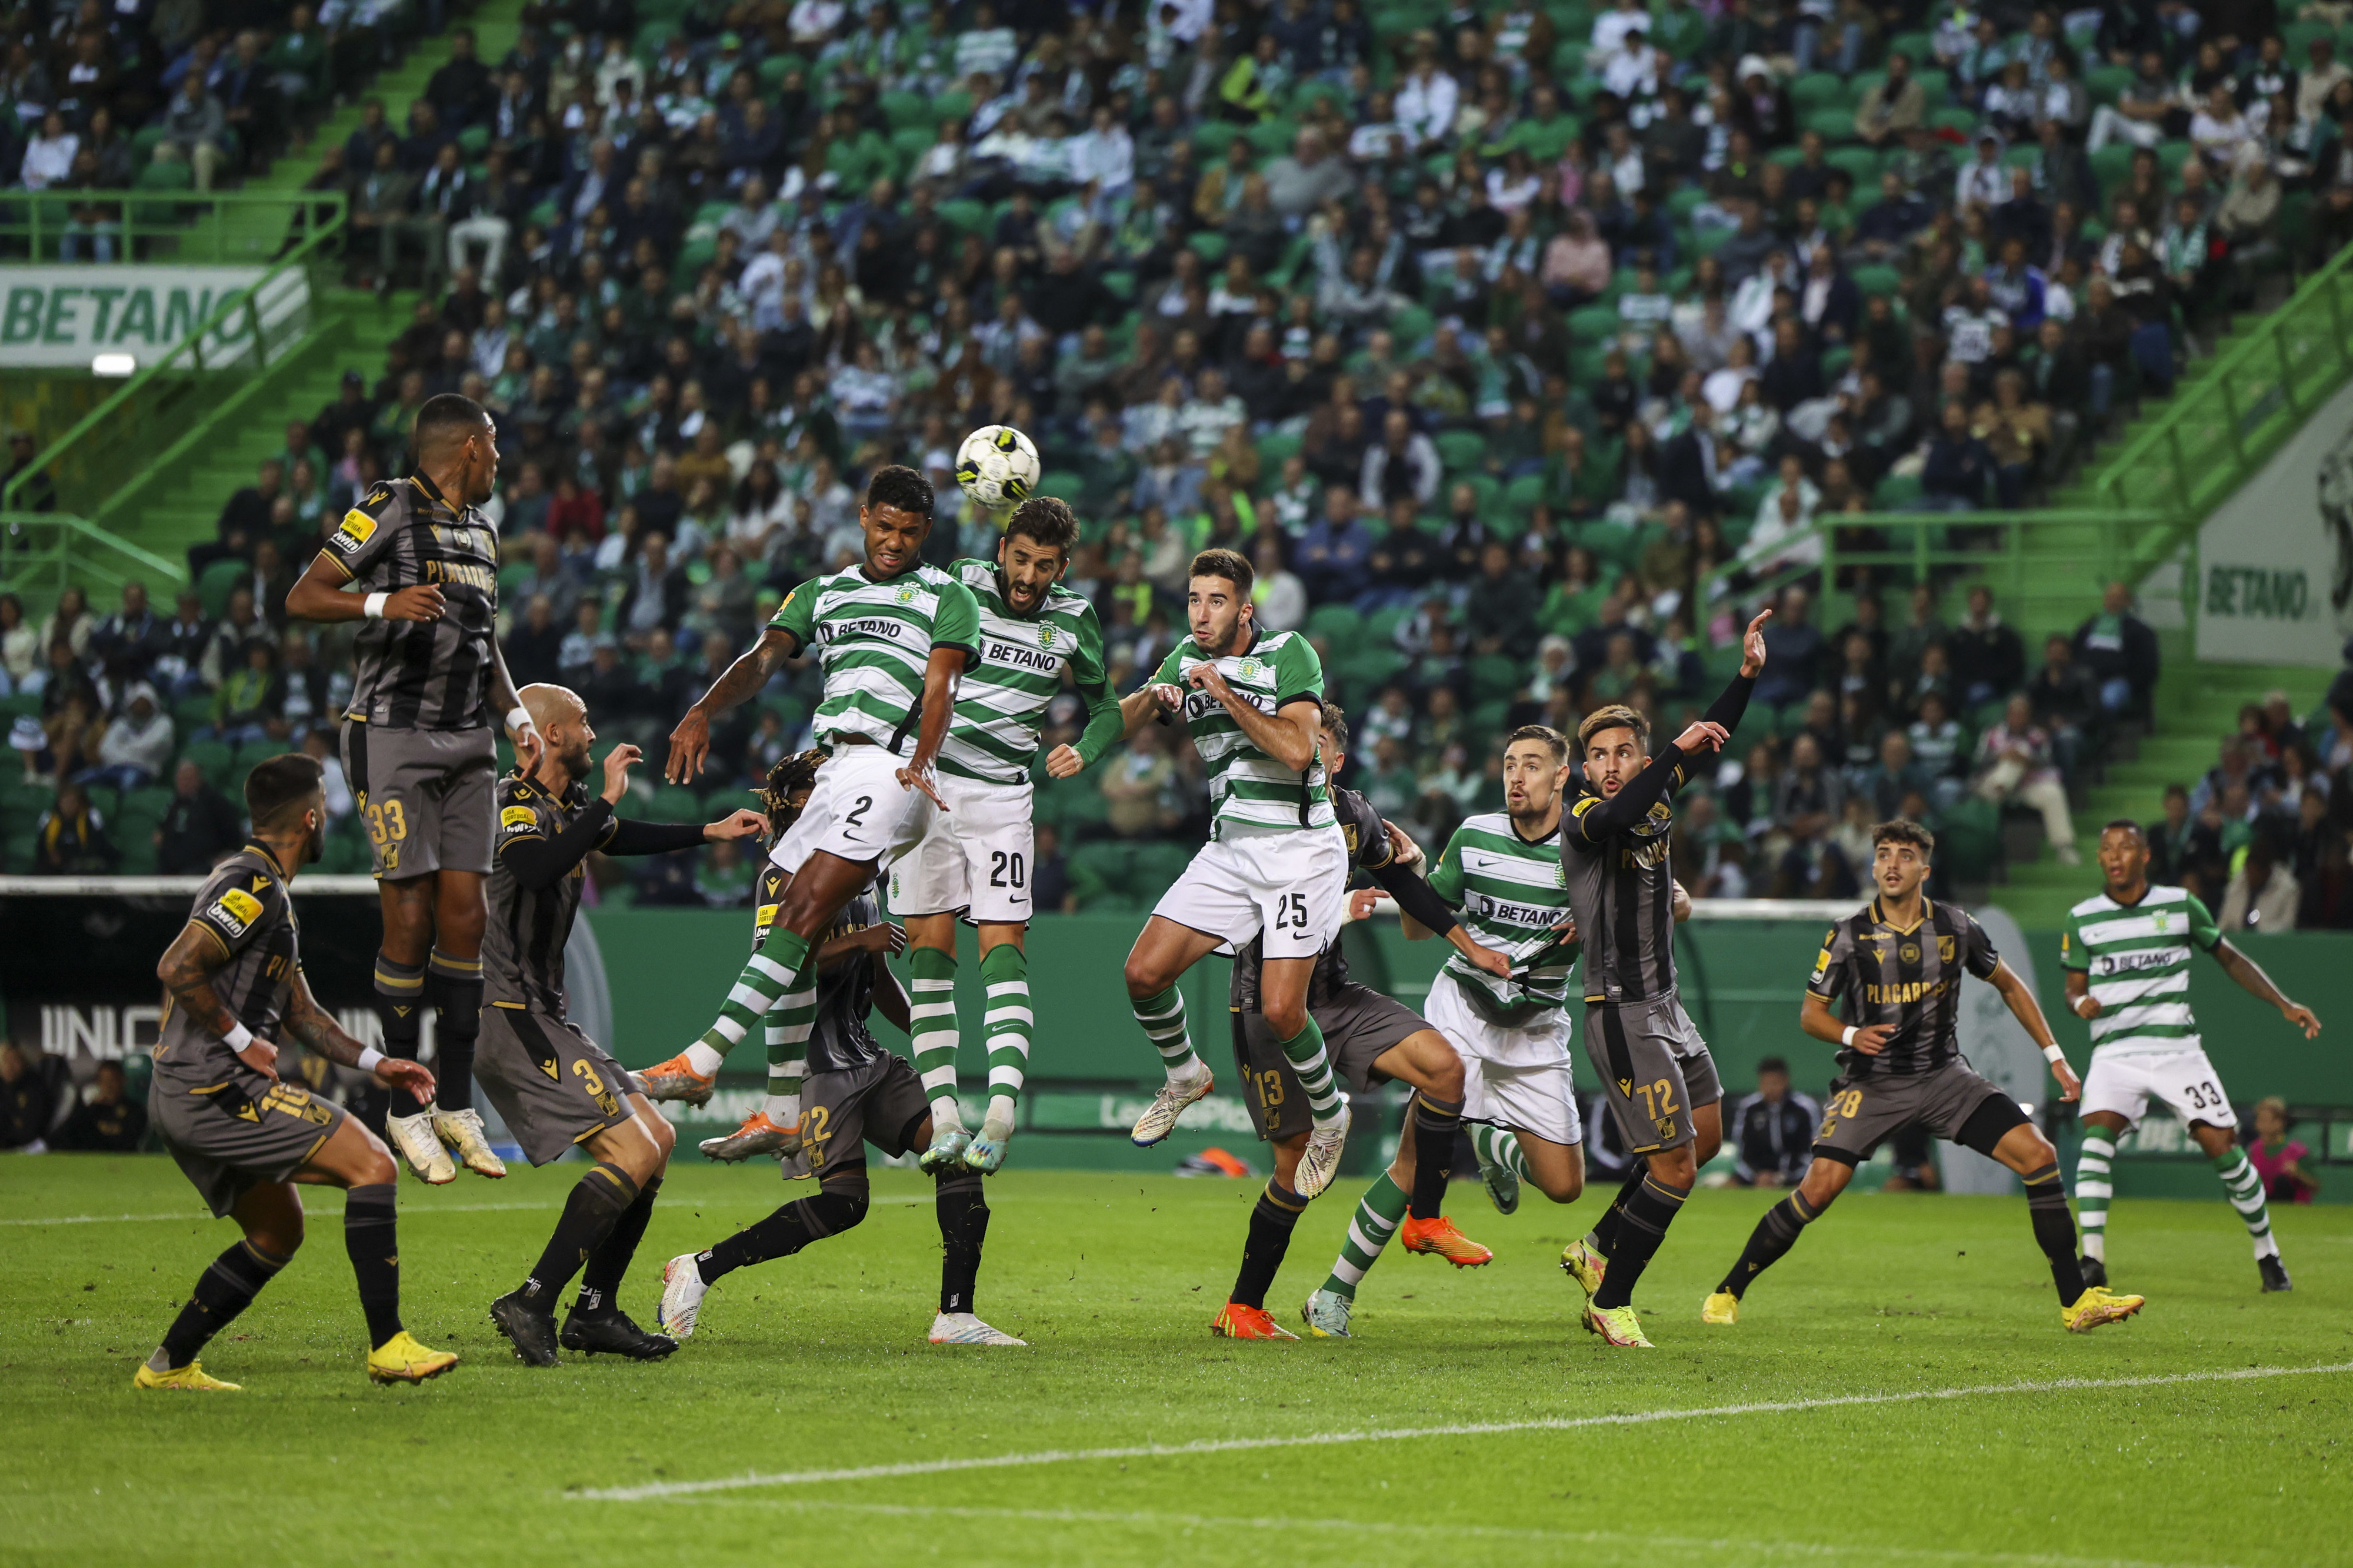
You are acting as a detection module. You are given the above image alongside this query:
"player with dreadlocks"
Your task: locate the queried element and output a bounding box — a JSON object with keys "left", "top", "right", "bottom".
{"left": 658, "top": 751, "right": 1024, "bottom": 1347}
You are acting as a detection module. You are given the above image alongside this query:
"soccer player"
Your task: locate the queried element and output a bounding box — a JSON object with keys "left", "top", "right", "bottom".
{"left": 1115, "top": 548, "right": 1355, "bottom": 1199}
{"left": 1704, "top": 819, "right": 2147, "bottom": 1332}
{"left": 474, "top": 685, "right": 768, "bottom": 1365}
{"left": 139, "top": 754, "right": 456, "bottom": 1390}
{"left": 704, "top": 496, "right": 1121, "bottom": 1172}
{"left": 1213, "top": 704, "right": 1513, "bottom": 1340}
{"left": 658, "top": 750, "right": 1024, "bottom": 1348}
{"left": 285, "top": 392, "right": 544, "bottom": 1187}
{"left": 1555, "top": 609, "right": 1769, "bottom": 1348}
{"left": 2064, "top": 820, "right": 2322, "bottom": 1293}
{"left": 638, "top": 466, "right": 978, "bottom": 1141}
{"left": 1305, "top": 723, "right": 1602, "bottom": 1337}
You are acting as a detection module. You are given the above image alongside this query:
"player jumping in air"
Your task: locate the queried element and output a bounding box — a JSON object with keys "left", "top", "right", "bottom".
{"left": 474, "top": 685, "right": 768, "bottom": 1365}
{"left": 659, "top": 750, "right": 1024, "bottom": 1347}
{"left": 639, "top": 466, "right": 978, "bottom": 1144}
{"left": 285, "top": 392, "right": 544, "bottom": 1187}
{"left": 701, "top": 496, "right": 1121, "bottom": 1172}
{"left": 1215, "top": 704, "right": 1513, "bottom": 1340}
{"left": 1555, "top": 609, "right": 1769, "bottom": 1347}
{"left": 2065, "top": 821, "right": 2322, "bottom": 1293}
{"left": 1704, "top": 818, "right": 2147, "bottom": 1332}
{"left": 139, "top": 754, "right": 456, "bottom": 1390}
{"left": 1115, "top": 548, "right": 1355, "bottom": 1199}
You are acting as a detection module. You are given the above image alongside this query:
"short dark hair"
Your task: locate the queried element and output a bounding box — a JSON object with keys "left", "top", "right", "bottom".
{"left": 2102, "top": 818, "right": 2147, "bottom": 840}
{"left": 1870, "top": 818, "right": 1936, "bottom": 857}
{"left": 1319, "top": 700, "right": 1348, "bottom": 755}
{"left": 412, "top": 393, "right": 489, "bottom": 454}
{"left": 864, "top": 463, "right": 934, "bottom": 517}
{"left": 1577, "top": 704, "right": 1648, "bottom": 751}
{"left": 245, "top": 753, "right": 324, "bottom": 830}
{"left": 2162, "top": 782, "right": 2188, "bottom": 802}
{"left": 1508, "top": 723, "right": 1568, "bottom": 762}
{"left": 1005, "top": 495, "right": 1078, "bottom": 556}
{"left": 1189, "top": 546, "right": 1253, "bottom": 596}
{"left": 1757, "top": 1056, "right": 1789, "bottom": 1077}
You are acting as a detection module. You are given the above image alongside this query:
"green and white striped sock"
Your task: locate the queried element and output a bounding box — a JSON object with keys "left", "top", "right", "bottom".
{"left": 2213, "top": 1148, "right": 2279, "bottom": 1259}
{"left": 1277, "top": 1016, "right": 1345, "bottom": 1126}
{"left": 1472, "top": 1123, "right": 1530, "bottom": 1182}
{"left": 1132, "top": 985, "right": 1201, "bottom": 1080}
{"left": 686, "top": 928, "right": 812, "bottom": 1076}
{"left": 978, "top": 943, "right": 1031, "bottom": 1135}
{"left": 1322, "top": 1173, "right": 1408, "bottom": 1300}
{"left": 908, "top": 945, "right": 962, "bottom": 1126}
{"left": 761, "top": 979, "right": 816, "bottom": 1126}
{"left": 2075, "top": 1132, "right": 2115, "bottom": 1262}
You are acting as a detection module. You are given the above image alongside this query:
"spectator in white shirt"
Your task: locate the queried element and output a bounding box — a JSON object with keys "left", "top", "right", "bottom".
{"left": 1069, "top": 104, "right": 1134, "bottom": 195}
{"left": 2189, "top": 83, "right": 2258, "bottom": 173}
{"left": 1251, "top": 539, "right": 1307, "bottom": 630}
{"left": 19, "top": 111, "right": 76, "bottom": 190}
{"left": 1395, "top": 46, "right": 1459, "bottom": 148}
{"left": 1602, "top": 24, "right": 1659, "bottom": 104}
{"left": 954, "top": 3, "right": 1019, "bottom": 82}
{"left": 1589, "top": 0, "right": 1651, "bottom": 61}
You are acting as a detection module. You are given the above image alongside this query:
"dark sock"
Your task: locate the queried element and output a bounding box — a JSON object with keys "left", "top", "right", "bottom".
{"left": 1591, "top": 1172, "right": 1691, "bottom": 1310}
{"left": 1719, "top": 1190, "right": 1820, "bottom": 1299}
{"left": 342, "top": 1182, "right": 404, "bottom": 1347}
{"left": 1229, "top": 1179, "right": 1305, "bottom": 1310}
{"left": 695, "top": 1187, "right": 867, "bottom": 1285}
{"left": 521, "top": 1162, "right": 638, "bottom": 1308}
{"left": 1587, "top": 1165, "right": 1648, "bottom": 1257}
{"left": 156, "top": 1238, "right": 288, "bottom": 1367}
{"left": 2025, "top": 1162, "right": 2087, "bottom": 1304}
{"left": 1407, "top": 1094, "right": 1462, "bottom": 1221}
{"left": 426, "top": 949, "right": 484, "bottom": 1113}
{"left": 935, "top": 1171, "right": 989, "bottom": 1314}
{"left": 374, "top": 952, "right": 428, "bottom": 1118}
{"left": 576, "top": 1174, "right": 661, "bottom": 1315}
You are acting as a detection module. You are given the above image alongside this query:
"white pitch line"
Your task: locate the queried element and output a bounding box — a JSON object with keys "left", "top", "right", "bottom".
{"left": 575, "top": 1360, "right": 2353, "bottom": 1502}
{"left": 1, "top": 1193, "right": 936, "bottom": 1227}
{"left": 684, "top": 1498, "right": 2248, "bottom": 1568}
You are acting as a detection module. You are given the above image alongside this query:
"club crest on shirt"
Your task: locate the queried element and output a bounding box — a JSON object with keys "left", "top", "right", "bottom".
{"left": 895, "top": 584, "right": 918, "bottom": 605}
{"left": 2152, "top": 910, "right": 2170, "bottom": 933}
{"left": 1038, "top": 622, "right": 1056, "bottom": 648}
{"left": 1237, "top": 656, "right": 1262, "bottom": 679}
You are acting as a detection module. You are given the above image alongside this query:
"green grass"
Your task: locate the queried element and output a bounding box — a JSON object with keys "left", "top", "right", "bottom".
{"left": 4, "top": 1157, "right": 2348, "bottom": 1567}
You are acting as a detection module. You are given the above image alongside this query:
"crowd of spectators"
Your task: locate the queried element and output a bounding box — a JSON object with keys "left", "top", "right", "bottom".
{"left": 6, "top": 0, "right": 2353, "bottom": 909}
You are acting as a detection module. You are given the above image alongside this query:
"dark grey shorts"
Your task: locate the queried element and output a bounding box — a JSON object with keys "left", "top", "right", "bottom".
{"left": 342, "top": 719, "right": 496, "bottom": 879}
{"left": 1812, "top": 1060, "right": 2024, "bottom": 1166}
{"left": 151, "top": 1074, "right": 349, "bottom": 1218}
{"left": 782, "top": 1054, "right": 934, "bottom": 1183}
{"left": 1586, "top": 992, "right": 1722, "bottom": 1156}
{"left": 1232, "top": 984, "right": 1424, "bottom": 1143}
{"left": 473, "top": 1006, "right": 641, "bottom": 1166}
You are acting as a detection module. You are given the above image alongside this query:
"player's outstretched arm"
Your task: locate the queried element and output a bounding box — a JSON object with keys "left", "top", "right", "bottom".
{"left": 2212, "top": 939, "right": 2323, "bottom": 1037}
{"left": 1988, "top": 958, "right": 2080, "bottom": 1101}
{"left": 284, "top": 552, "right": 444, "bottom": 623}
{"left": 284, "top": 965, "right": 437, "bottom": 1101}
{"left": 488, "top": 634, "right": 542, "bottom": 770}
{"left": 1115, "top": 682, "right": 1182, "bottom": 740}
{"left": 157, "top": 923, "right": 279, "bottom": 1080}
{"left": 1573, "top": 719, "right": 1730, "bottom": 842}
{"left": 668, "top": 625, "right": 797, "bottom": 782}
{"left": 1695, "top": 607, "right": 1772, "bottom": 736}
{"left": 1045, "top": 681, "right": 1125, "bottom": 779}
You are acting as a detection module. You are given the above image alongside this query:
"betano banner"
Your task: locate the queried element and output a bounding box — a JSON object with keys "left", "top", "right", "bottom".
{"left": 2197, "top": 378, "right": 2353, "bottom": 668}
{"left": 0, "top": 264, "right": 307, "bottom": 368}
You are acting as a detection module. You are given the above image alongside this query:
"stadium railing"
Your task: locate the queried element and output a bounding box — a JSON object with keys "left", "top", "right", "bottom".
{"left": 0, "top": 192, "right": 348, "bottom": 602}
{"left": 0, "top": 188, "right": 345, "bottom": 265}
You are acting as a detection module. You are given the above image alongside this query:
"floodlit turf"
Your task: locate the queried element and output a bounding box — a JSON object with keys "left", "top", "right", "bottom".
{"left": 2, "top": 1156, "right": 2348, "bottom": 1568}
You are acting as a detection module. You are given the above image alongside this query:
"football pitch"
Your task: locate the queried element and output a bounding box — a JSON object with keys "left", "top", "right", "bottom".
{"left": 4, "top": 1157, "right": 2347, "bottom": 1568}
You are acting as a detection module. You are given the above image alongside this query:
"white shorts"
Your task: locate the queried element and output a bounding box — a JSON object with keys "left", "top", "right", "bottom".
{"left": 769, "top": 742, "right": 935, "bottom": 876}
{"left": 1150, "top": 824, "right": 1348, "bottom": 961}
{"left": 886, "top": 773, "right": 1034, "bottom": 925}
{"left": 2081, "top": 1047, "right": 2239, "bottom": 1130}
{"left": 1425, "top": 972, "right": 1582, "bottom": 1146}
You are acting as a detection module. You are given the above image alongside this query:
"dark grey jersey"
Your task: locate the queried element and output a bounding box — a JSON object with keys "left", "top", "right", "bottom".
{"left": 1563, "top": 770, "right": 1687, "bottom": 1006}
{"left": 152, "top": 845, "right": 300, "bottom": 1087}
{"left": 1808, "top": 898, "right": 2001, "bottom": 1076}
{"left": 1232, "top": 785, "right": 1393, "bottom": 1013}
{"left": 484, "top": 772, "right": 616, "bottom": 1014}
{"left": 755, "top": 864, "right": 886, "bottom": 1075}
{"left": 320, "top": 473, "right": 500, "bottom": 730}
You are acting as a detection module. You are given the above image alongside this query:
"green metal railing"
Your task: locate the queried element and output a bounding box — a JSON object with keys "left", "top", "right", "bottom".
{"left": 0, "top": 197, "right": 348, "bottom": 600}
{"left": 0, "top": 189, "right": 344, "bottom": 265}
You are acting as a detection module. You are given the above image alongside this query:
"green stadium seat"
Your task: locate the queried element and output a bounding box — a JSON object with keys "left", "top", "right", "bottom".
{"left": 2089, "top": 141, "right": 2134, "bottom": 191}
{"left": 1827, "top": 146, "right": 1879, "bottom": 184}
{"left": 1389, "top": 302, "right": 1434, "bottom": 346}
{"left": 2155, "top": 139, "right": 2195, "bottom": 177}
{"left": 1435, "top": 429, "right": 1485, "bottom": 472}
{"left": 1791, "top": 71, "right": 1847, "bottom": 111}
{"left": 1502, "top": 472, "right": 1547, "bottom": 515}
{"left": 1566, "top": 303, "right": 1618, "bottom": 343}
{"left": 1257, "top": 430, "right": 1302, "bottom": 468}
{"left": 182, "top": 739, "right": 234, "bottom": 789}
{"left": 1911, "top": 69, "right": 1948, "bottom": 99}
{"left": 1802, "top": 108, "right": 1856, "bottom": 140}
{"left": 1929, "top": 106, "right": 1977, "bottom": 134}
{"left": 2085, "top": 64, "right": 2132, "bottom": 105}
{"left": 1186, "top": 231, "right": 1228, "bottom": 265}
{"left": 1851, "top": 262, "right": 1900, "bottom": 298}
{"left": 1468, "top": 655, "right": 1521, "bottom": 703}
{"left": 880, "top": 89, "right": 933, "bottom": 130}
{"left": 1874, "top": 471, "right": 1923, "bottom": 508}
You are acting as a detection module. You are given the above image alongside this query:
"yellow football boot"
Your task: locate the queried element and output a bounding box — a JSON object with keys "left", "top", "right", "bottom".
{"left": 366, "top": 1330, "right": 460, "bottom": 1383}
{"left": 1582, "top": 1302, "right": 1654, "bottom": 1347}
{"left": 2061, "top": 1286, "right": 2145, "bottom": 1333}
{"left": 1701, "top": 1290, "right": 1741, "bottom": 1326}
{"left": 1559, "top": 1237, "right": 1607, "bottom": 1299}
{"left": 134, "top": 1360, "right": 240, "bottom": 1392}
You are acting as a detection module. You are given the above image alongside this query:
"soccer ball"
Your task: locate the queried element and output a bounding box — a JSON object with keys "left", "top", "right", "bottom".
{"left": 954, "top": 425, "right": 1042, "bottom": 512}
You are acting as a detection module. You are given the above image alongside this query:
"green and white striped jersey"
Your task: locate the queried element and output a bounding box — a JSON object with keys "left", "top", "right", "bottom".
{"left": 769, "top": 562, "right": 981, "bottom": 752}
{"left": 1426, "top": 812, "right": 1581, "bottom": 1026}
{"left": 936, "top": 558, "right": 1108, "bottom": 785}
{"left": 1151, "top": 628, "right": 1333, "bottom": 833}
{"left": 2060, "top": 883, "right": 2222, "bottom": 1057}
